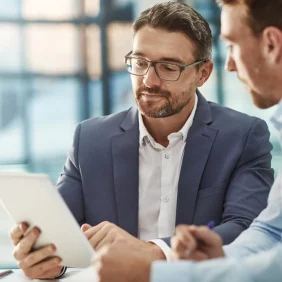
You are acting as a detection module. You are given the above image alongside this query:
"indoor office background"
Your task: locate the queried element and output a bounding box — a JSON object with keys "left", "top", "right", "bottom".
{"left": 0, "top": 0, "right": 281, "bottom": 267}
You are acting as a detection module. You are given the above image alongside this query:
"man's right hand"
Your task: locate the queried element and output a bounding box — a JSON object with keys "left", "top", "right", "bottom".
{"left": 170, "top": 225, "right": 225, "bottom": 261}
{"left": 10, "top": 222, "right": 63, "bottom": 279}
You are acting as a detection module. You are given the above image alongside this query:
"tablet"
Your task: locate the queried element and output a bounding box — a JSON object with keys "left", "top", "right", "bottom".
{"left": 0, "top": 172, "right": 94, "bottom": 268}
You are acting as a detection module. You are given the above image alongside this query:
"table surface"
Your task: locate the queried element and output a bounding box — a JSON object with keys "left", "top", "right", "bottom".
{"left": 0, "top": 268, "right": 97, "bottom": 282}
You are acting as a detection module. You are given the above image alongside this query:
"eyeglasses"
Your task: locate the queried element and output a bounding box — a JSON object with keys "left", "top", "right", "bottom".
{"left": 124, "top": 51, "right": 207, "bottom": 81}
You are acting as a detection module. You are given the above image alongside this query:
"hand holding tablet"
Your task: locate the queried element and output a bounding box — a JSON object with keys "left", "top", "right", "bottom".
{"left": 0, "top": 173, "right": 94, "bottom": 279}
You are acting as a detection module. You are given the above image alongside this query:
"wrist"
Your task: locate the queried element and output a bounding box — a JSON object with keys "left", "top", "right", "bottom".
{"left": 149, "top": 243, "right": 166, "bottom": 260}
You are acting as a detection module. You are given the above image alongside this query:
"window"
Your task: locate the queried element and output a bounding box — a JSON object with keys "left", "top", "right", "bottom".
{"left": 0, "top": 0, "right": 133, "bottom": 267}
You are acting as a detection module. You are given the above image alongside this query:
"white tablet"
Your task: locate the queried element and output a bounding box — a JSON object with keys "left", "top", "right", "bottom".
{"left": 0, "top": 172, "right": 94, "bottom": 268}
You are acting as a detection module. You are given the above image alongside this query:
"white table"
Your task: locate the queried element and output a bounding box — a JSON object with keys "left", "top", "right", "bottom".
{"left": 0, "top": 268, "right": 97, "bottom": 281}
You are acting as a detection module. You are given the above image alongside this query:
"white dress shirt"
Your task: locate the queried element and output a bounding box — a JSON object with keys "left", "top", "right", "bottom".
{"left": 138, "top": 94, "right": 198, "bottom": 258}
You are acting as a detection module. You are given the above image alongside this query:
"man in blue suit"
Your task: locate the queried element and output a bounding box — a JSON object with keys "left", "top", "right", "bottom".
{"left": 87, "top": 1, "right": 282, "bottom": 282}
{"left": 9, "top": 2, "right": 273, "bottom": 280}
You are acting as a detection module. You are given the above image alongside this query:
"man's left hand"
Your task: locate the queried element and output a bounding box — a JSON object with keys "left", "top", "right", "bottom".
{"left": 81, "top": 221, "right": 166, "bottom": 261}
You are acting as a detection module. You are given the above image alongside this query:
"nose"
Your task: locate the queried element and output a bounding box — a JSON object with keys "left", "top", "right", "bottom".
{"left": 225, "top": 52, "right": 237, "bottom": 72}
{"left": 143, "top": 65, "right": 161, "bottom": 88}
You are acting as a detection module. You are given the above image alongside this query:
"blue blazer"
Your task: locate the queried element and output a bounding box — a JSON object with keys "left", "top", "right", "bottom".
{"left": 57, "top": 91, "right": 274, "bottom": 245}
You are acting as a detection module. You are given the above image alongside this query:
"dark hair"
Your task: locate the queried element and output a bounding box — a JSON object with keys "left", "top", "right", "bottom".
{"left": 133, "top": 1, "right": 212, "bottom": 61}
{"left": 216, "top": 0, "right": 282, "bottom": 35}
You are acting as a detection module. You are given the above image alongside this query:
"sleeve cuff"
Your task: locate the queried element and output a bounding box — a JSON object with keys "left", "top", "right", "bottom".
{"left": 49, "top": 266, "right": 67, "bottom": 279}
{"left": 38, "top": 266, "right": 67, "bottom": 280}
{"left": 149, "top": 239, "right": 171, "bottom": 261}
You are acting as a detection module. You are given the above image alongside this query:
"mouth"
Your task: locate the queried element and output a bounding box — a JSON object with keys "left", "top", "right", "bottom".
{"left": 139, "top": 92, "right": 167, "bottom": 98}
{"left": 138, "top": 93, "right": 167, "bottom": 102}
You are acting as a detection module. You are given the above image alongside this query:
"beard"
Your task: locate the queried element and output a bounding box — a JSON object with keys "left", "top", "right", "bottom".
{"left": 135, "top": 85, "right": 193, "bottom": 118}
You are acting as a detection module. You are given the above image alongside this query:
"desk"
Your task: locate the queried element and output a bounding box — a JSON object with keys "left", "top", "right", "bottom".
{"left": 0, "top": 268, "right": 97, "bottom": 282}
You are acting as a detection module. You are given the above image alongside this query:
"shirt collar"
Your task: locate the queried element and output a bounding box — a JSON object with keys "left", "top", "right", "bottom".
{"left": 271, "top": 99, "right": 282, "bottom": 138}
{"left": 139, "top": 94, "right": 198, "bottom": 147}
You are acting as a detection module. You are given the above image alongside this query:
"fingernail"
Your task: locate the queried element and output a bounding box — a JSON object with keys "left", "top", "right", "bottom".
{"left": 33, "top": 228, "right": 39, "bottom": 236}
{"left": 49, "top": 245, "right": 56, "bottom": 252}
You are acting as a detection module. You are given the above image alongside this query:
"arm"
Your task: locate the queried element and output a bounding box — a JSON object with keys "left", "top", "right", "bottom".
{"left": 214, "top": 119, "right": 274, "bottom": 244}
{"left": 152, "top": 244, "right": 282, "bottom": 282}
{"left": 56, "top": 124, "right": 85, "bottom": 225}
{"left": 224, "top": 169, "right": 282, "bottom": 258}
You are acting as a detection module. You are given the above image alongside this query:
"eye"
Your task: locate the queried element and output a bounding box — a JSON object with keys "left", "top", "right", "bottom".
{"left": 135, "top": 59, "right": 148, "bottom": 68}
{"left": 160, "top": 64, "right": 178, "bottom": 72}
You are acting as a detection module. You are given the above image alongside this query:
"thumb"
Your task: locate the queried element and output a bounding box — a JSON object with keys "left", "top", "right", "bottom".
{"left": 189, "top": 226, "right": 221, "bottom": 247}
{"left": 81, "top": 223, "right": 92, "bottom": 232}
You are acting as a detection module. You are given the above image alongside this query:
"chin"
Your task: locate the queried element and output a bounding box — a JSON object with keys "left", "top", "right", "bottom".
{"left": 251, "top": 91, "right": 278, "bottom": 109}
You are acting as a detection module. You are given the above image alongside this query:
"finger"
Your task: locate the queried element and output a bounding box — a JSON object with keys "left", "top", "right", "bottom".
{"left": 171, "top": 236, "right": 190, "bottom": 255}
{"left": 84, "top": 221, "right": 110, "bottom": 239}
{"left": 172, "top": 228, "right": 198, "bottom": 252}
{"left": 13, "top": 227, "right": 40, "bottom": 261}
{"left": 36, "top": 265, "right": 64, "bottom": 280}
{"left": 170, "top": 237, "right": 193, "bottom": 261}
{"left": 95, "top": 230, "right": 117, "bottom": 251}
{"left": 81, "top": 224, "right": 92, "bottom": 233}
{"left": 175, "top": 225, "right": 197, "bottom": 244}
{"left": 9, "top": 223, "right": 28, "bottom": 246}
{"left": 24, "top": 257, "right": 62, "bottom": 279}
{"left": 188, "top": 250, "right": 209, "bottom": 261}
{"left": 19, "top": 244, "right": 57, "bottom": 269}
{"left": 189, "top": 226, "right": 222, "bottom": 247}
{"left": 89, "top": 224, "right": 112, "bottom": 250}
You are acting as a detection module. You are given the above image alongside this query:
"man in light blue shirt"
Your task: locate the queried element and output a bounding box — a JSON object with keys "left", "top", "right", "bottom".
{"left": 91, "top": 0, "right": 282, "bottom": 281}
{"left": 151, "top": 103, "right": 282, "bottom": 282}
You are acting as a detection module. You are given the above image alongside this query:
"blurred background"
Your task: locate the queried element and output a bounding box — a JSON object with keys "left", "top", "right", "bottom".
{"left": 0, "top": 0, "right": 281, "bottom": 267}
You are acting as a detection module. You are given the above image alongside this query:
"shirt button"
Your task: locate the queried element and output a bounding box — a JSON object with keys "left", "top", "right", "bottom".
{"left": 163, "top": 196, "right": 169, "bottom": 202}
{"left": 165, "top": 153, "right": 170, "bottom": 159}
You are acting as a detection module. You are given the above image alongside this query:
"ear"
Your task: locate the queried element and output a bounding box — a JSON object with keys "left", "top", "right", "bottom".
{"left": 262, "top": 27, "right": 282, "bottom": 63}
{"left": 196, "top": 61, "right": 214, "bottom": 87}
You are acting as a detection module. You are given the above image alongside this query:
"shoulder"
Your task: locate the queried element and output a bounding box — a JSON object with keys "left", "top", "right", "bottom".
{"left": 79, "top": 108, "right": 134, "bottom": 134}
{"left": 208, "top": 102, "right": 268, "bottom": 131}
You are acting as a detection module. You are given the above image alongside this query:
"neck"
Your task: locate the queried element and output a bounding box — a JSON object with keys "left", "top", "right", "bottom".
{"left": 142, "top": 95, "right": 196, "bottom": 147}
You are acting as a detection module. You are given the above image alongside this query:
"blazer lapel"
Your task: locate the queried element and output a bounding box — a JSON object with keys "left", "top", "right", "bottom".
{"left": 176, "top": 91, "right": 218, "bottom": 225}
{"left": 111, "top": 108, "right": 139, "bottom": 237}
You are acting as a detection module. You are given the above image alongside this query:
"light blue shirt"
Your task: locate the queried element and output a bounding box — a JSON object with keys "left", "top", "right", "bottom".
{"left": 151, "top": 100, "right": 282, "bottom": 282}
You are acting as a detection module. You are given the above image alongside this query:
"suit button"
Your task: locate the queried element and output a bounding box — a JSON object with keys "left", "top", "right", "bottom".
{"left": 163, "top": 196, "right": 169, "bottom": 202}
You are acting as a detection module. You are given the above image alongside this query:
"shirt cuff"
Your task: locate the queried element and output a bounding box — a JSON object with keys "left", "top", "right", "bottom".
{"left": 45, "top": 266, "right": 67, "bottom": 280}
{"left": 149, "top": 239, "right": 171, "bottom": 260}
{"left": 151, "top": 261, "right": 193, "bottom": 282}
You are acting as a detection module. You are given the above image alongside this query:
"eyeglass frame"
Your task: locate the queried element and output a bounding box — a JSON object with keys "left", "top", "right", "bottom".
{"left": 124, "top": 51, "right": 208, "bottom": 81}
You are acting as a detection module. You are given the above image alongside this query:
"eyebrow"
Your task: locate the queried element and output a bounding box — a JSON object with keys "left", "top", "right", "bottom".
{"left": 220, "top": 34, "right": 235, "bottom": 41}
{"left": 131, "top": 51, "right": 186, "bottom": 65}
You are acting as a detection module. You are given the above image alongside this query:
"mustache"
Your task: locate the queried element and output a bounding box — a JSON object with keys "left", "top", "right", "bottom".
{"left": 136, "top": 85, "right": 171, "bottom": 98}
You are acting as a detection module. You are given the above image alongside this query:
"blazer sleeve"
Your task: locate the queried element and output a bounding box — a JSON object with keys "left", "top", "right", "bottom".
{"left": 224, "top": 169, "right": 282, "bottom": 258}
{"left": 56, "top": 123, "right": 85, "bottom": 225}
{"left": 213, "top": 118, "right": 274, "bottom": 244}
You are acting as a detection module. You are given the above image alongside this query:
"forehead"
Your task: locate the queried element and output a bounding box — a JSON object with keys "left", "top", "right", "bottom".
{"left": 221, "top": 4, "right": 252, "bottom": 41}
{"left": 132, "top": 26, "right": 196, "bottom": 62}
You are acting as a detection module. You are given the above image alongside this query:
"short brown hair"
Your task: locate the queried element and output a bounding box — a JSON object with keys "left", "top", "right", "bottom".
{"left": 216, "top": 0, "right": 282, "bottom": 35}
{"left": 133, "top": 2, "right": 212, "bottom": 61}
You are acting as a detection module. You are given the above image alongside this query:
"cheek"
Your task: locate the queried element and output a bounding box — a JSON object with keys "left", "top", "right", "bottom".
{"left": 235, "top": 49, "right": 256, "bottom": 75}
